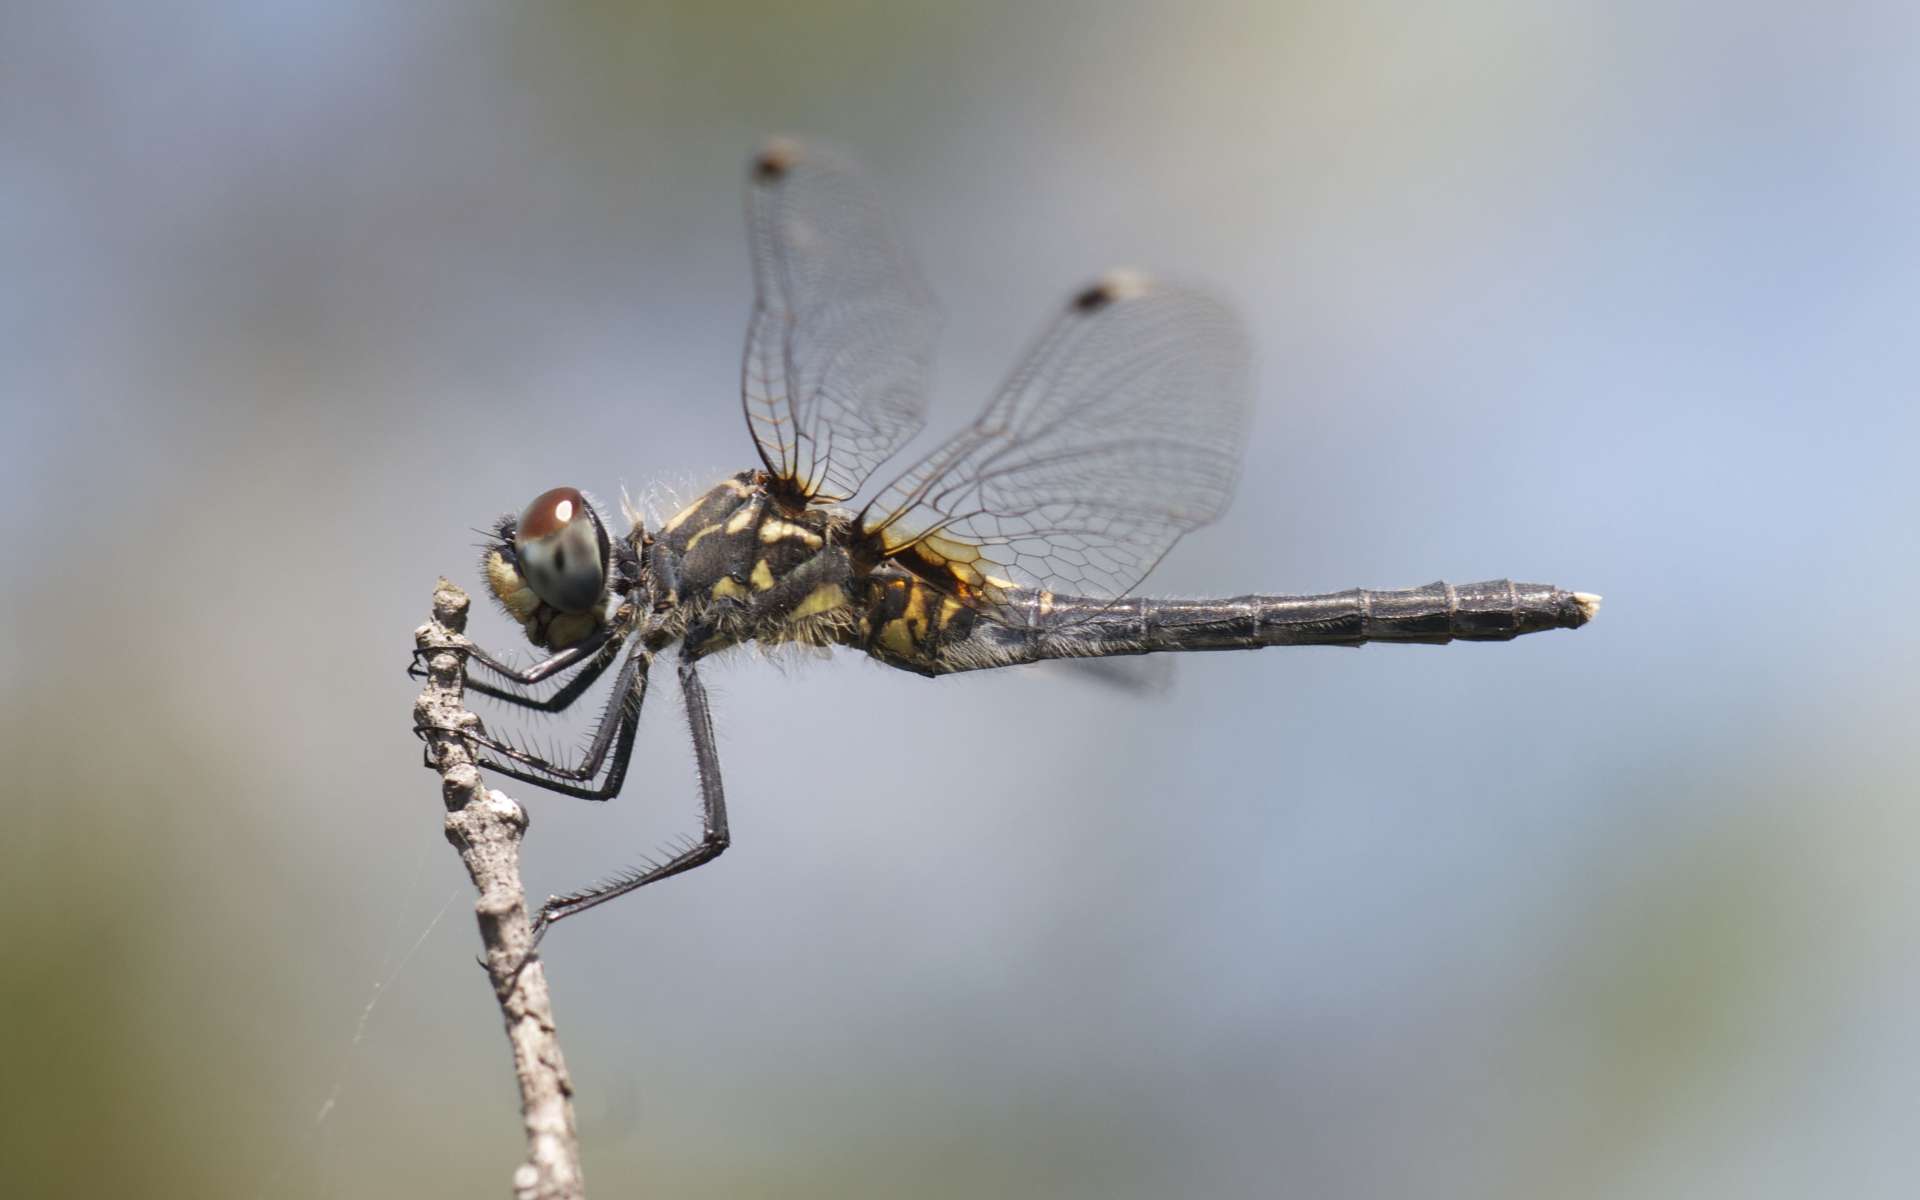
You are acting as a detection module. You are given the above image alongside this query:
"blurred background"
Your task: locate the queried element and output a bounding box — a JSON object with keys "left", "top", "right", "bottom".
{"left": 5, "top": 2, "right": 1918, "bottom": 1197}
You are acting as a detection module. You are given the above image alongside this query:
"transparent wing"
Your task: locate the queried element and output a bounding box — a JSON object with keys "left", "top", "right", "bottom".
{"left": 859, "top": 271, "right": 1250, "bottom": 620}
{"left": 741, "top": 138, "right": 940, "bottom": 504}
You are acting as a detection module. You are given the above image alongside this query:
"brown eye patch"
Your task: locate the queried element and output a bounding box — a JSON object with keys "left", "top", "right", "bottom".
{"left": 517, "top": 486, "right": 587, "bottom": 540}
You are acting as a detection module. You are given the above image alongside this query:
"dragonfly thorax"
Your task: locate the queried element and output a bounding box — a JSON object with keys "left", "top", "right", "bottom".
{"left": 653, "top": 472, "right": 863, "bottom": 654}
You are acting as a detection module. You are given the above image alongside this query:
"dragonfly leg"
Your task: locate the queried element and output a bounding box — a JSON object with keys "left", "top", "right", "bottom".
{"left": 420, "top": 643, "right": 649, "bottom": 800}
{"left": 460, "top": 635, "right": 623, "bottom": 715}
{"left": 467, "top": 628, "right": 612, "bottom": 685}
{"left": 528, "top": 653, "right": 732, "bottom": 945}
{"left": 408, "top": 626, "right": 616, "bottom": 714}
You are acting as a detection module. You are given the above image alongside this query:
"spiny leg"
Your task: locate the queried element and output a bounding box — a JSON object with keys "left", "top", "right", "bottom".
{"left": 467, "top": 627, "right": 612, "bottom": 685}
{"left": 529, "top": 654, "right": 732, "bottom": 945}
{"left": 407, "top": 626, "right": 615, "bottom": 713}
{"left": 460, "top": 635, "right": 622, "bottom": 715}
{"left": 459, "top": 644, "right": 650, "bottom": 801}
{"left": 408, "top": 626, "right": 608, "bottom": 685}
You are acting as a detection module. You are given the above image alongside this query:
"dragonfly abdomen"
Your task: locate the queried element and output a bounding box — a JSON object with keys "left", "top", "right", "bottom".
{"left": 911, "top": 580, "right": 1598, "bottom": 674}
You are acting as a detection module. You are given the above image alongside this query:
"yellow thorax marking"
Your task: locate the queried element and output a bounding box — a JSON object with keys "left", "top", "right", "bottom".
{"left": 759, "top": 517, "right": 823, "bottom": 548}
{"left": 711, "top": 576, "right": 747, "bottom": 600}
{"left": 661, "top": 499, "right": 703, "bottom": 534}
{"left": 724, "top": 503, "right": 761, "bottom": 534}
{"left": 878, "top": 618, "right": 915, "bottom": 655}
{"left": 750, "top": 559, "right": 777, "bottom": 591}
{"left": 792, "top": 583, "right": 848, "bottom": 619}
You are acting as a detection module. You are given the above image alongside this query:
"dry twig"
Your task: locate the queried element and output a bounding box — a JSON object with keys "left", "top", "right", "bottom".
{"left": 414, "top": 579, "right": 585, "bottom": 1200}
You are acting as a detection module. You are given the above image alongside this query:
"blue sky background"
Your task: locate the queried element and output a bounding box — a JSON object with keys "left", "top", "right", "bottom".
{"left": 5, "top": 3, "right": 1918, "bottom": 1197}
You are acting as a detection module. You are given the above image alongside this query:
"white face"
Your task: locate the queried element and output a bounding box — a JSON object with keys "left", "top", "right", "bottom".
{"left": 512, "top": 486, "right": 609, "bottom": 614}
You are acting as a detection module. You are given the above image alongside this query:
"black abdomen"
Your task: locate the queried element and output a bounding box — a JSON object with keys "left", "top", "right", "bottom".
{"left": 867, "top": 579, "right": 1598, "bottom": 675}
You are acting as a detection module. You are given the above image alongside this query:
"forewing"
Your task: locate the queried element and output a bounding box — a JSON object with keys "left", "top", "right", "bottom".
{"left": 741, "top": 139, "right": 940, "bottom": 504}
{"left": 860, "top": 271, "right": 1249, "bottom": 620}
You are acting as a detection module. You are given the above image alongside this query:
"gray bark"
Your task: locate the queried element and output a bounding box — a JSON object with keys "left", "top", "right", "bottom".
{"left": 414, "top": 579, "right": 586, "bottom": 1200}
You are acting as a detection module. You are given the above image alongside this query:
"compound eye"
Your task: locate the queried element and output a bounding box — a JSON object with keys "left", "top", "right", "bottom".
{"left": 513, "top": 486, "right": 609, "bottom": 613}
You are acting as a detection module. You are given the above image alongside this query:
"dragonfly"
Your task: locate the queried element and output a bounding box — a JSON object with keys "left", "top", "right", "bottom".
{"left": 414, "top": 138, "right": 1599, "bottom": 946}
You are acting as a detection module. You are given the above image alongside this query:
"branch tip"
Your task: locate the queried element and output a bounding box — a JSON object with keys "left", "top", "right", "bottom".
{"left": 413, "top": 580, "right": 584, "bottom": 1199}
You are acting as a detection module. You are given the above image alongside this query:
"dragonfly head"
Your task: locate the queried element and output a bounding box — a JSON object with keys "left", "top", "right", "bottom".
{"left": 482, "top": 486, "right": 612, "bottom": 649}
